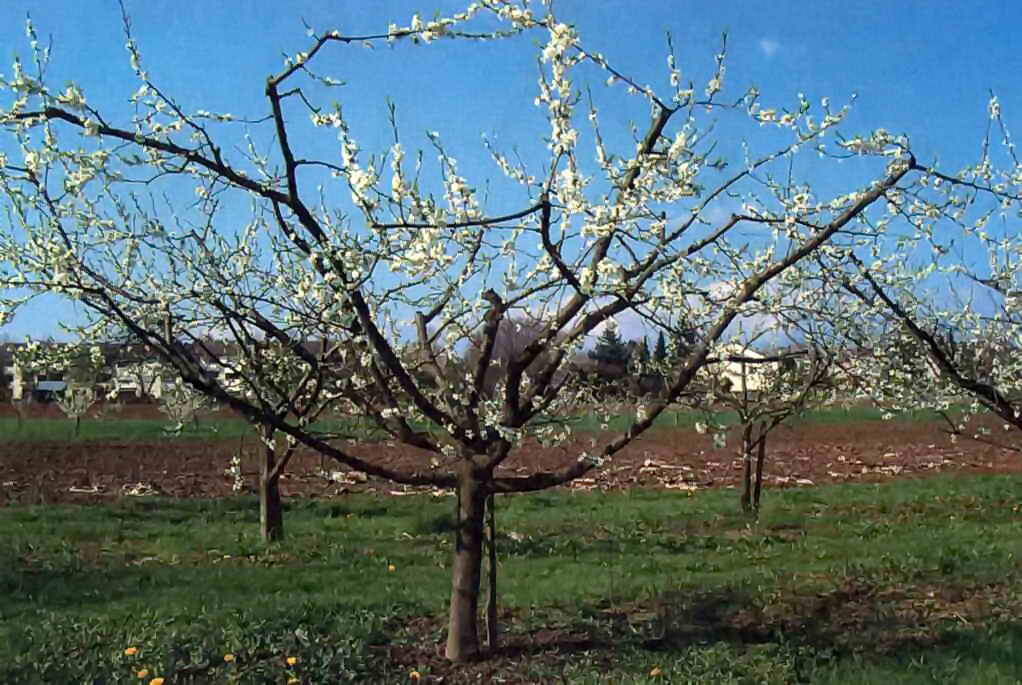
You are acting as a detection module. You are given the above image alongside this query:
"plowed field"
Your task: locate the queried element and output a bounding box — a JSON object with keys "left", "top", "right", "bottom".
{"left": 2, "top": 403, "right": 1019, "bottom": 505}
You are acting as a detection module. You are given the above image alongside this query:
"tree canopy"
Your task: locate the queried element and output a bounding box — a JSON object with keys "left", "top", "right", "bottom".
{"left": 0, "top": 0, "right": 1016, "bottom": 663}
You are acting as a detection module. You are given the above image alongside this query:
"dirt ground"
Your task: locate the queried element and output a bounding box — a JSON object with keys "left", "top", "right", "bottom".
{"left": 2, "top": 403, "right": 1020, "bottom": 506}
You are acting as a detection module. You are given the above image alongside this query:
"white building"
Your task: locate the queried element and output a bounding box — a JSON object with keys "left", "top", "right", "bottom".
{"left": 703, "top": 344, "right": 771, "bottom": 395}
{"left": 111, "top": 360, "right": 168, "bottom": 398}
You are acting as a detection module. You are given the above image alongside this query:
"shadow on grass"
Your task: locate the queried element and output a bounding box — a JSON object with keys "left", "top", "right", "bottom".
{"left": 1, "top": 564, "right": 213, "bottom": 619}
{"left": 386, "top": 578, "right": 1022, "bottom": 683}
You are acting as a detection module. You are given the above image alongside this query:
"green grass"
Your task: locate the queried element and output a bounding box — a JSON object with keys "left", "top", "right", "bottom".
{"left": 1, "top": 402, "right": 955, "bottom": 446}
{"left": 0, "top": 412, "right": 393, "bottom": 444}
{"left": 788, "top": 403, "right": 961, "bottom": 426}
{"left": 565, "top": 402, "right": 951, "bottom": 433}
{"left": 2, "top": 474, "right": 1022, "bottom": 682}
{"left": 0, "top": 415, "right": 252, "bottom": 442}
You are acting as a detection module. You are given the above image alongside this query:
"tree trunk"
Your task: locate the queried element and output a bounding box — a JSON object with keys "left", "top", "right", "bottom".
{"left": 445, "top": 462, "right": 488, "bottom": 662}
{"left": 485, "top": 491, "right": 498, "bottom": 650}
{"left": 753, "top": 423, "right": 767, "bottom": 511}
{"left": 740, "top": 422, "right": 753, "bottom": 514}
{"left": 260, "top": 433, "right": 284, "bottom": 543}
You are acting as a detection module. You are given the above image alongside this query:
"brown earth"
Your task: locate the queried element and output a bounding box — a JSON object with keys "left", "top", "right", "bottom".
{"left": 2, "top": 403, "right": 1020, "bottom": 506}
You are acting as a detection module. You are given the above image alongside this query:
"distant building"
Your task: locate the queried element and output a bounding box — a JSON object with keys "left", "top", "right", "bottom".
{"left": 0, "top": 338, "right": 274, "bottom": 402}
{"left": 32, "top": 380, "right": 67, "bottom": 402}
{"left": 0, "top": 341, "right": 180, "bottom": 402}
{"left": 702, "top": 344, "right": 770, "bottom": 395}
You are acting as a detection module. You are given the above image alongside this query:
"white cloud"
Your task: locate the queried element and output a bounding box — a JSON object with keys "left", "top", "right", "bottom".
{"left": 758, "top": 38, "right": 780, "bottom": 59}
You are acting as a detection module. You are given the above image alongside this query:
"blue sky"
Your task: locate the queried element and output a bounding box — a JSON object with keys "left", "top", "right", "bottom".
{"left": 1, "top": 1, "right": 1019, "bottom": 341}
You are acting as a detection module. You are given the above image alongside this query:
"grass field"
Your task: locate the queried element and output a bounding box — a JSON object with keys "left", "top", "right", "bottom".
{"left": 568, "top": 403, "right": 953, "bottom": 434}
{"left": 0, "top": 414, "right": 251, "bottom": 443}
{"left": 0, "top": 402, "right": 952, "bottom": 444}
{"left": 0, "top": 413, "right": 378, "bottom": 444}
{"left": 2, "top": 474, "right": 1021, "bottom": 683}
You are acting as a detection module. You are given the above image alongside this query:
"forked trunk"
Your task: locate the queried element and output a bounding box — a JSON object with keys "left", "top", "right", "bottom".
{"left": 445, "top": 463, "right": 488, "bottom": 662}
{"left": 260, "top": 435, "right": 284, "bottom": 543}
{"left": 485, "top": 491, "right": 498, "bottom": 649}
{"left": 740, "top": 422, "right": 754, "bottom": 514}
{"left": 753, "top": 424, "right": 766, "bottom": 510}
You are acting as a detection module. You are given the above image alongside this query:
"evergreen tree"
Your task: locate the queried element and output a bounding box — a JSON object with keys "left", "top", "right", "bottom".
{"left": 668, "top": 324, "right": 698, "bottom": 362}
{"left": 637, "top": 336, "right": 650, "bottom": 365}
{"left": 589, "top": 325, "right": 630, "bottom": 365}
{"left": 653, "top": 330, "right": 668, "bottom": 363}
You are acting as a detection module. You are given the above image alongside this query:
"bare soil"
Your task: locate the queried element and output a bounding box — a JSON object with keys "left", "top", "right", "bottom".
{"left": 2, "top": 403, "right": 1019, "bottom": 506}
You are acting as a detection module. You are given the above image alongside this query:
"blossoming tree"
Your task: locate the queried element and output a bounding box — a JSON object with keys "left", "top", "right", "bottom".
{"left": 698, "top": 345, "right": 835, "bottom": 514}
{"left": 0, "top": 1, "right": 984, "bottom": 661}
{"left": 782, "top": 97, "right": 1022, "bottom": 447}
{"left": 17, "top": 342, "right": 104, "bottom": 436}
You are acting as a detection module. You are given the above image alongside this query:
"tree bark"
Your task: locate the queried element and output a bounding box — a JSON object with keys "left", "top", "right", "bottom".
{"left": 740, "top": 422, "right": 753, "bottom": 514}
{"left": 485, "top": 491, "right": 498, "bottom": 650}
{"left": 260, "top": 431, "right": 284, "bottom": 543}
{"left": 753, "top": 423, "right": 766, "bottom": 511}
{"left": 445, "top": 462, "right": 488, "bottom": 662}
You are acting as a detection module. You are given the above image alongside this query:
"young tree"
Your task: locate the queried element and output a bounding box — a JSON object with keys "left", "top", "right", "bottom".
{"left": 16, "top": 342, "right": 103, "bottom": 435}
{"left": 697, "top": 345, "right": 834, "bottom": 514}
{"left": 172, "top": 336, "right": 343, "bottom": 543}
{"left": 235, "top": 340, "right": 342, "bottom": 543}
{"left": 158, "top": 379, "right": 208, "bottom": 434}
{"left": 61, "top": 346, "right": 102, "bottom": 436}
{"left": 56, "top": 382, "right": 96, "bottom": 437}
{"left": 0, "top": 3, "right": 989, "bottom": 662}
{"left": 462, "top": 312, "right": 566, "bottom": 646}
